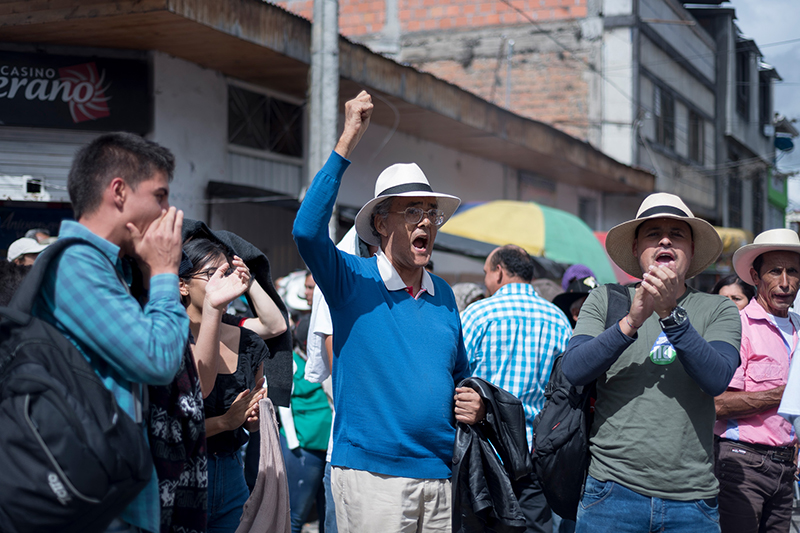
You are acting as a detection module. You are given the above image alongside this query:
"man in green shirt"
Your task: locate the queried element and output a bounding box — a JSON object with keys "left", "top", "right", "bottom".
{"left": 561, "top": 193, "right": 742, "bottom": 533}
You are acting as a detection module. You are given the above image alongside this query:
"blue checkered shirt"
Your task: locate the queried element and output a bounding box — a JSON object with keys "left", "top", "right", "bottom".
{"left": 32, "top": 220, "right": 189, "bottom": 533}
{"left": 461, "top": 283, "right": 572, "bottom": 446}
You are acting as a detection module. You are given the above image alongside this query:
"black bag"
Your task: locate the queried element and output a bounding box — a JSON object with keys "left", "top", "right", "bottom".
{"left": 531, "top": 283, "right": 630, "bottom": 520}
{"left": 0, "top": 238, "right": 154, "bottom": 533}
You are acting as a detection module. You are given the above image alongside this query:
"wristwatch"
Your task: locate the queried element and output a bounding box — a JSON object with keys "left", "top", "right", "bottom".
{"left": 659, "top": 305, "right": 688, "bottom": 330}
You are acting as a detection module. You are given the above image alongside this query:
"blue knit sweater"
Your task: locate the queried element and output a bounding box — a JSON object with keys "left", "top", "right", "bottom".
{"left": 293, "top": 152, "right": 469, "bottom": 479}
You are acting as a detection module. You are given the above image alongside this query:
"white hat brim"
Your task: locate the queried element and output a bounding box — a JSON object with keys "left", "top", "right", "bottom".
{"left": 605, "top": 214, "right": 722, "bottom": 279}
{"left": 733, "top": 243, "right": 800, "bottom": 285}
{"left": 354, "top": 192, "right": 461, "bottom": 246}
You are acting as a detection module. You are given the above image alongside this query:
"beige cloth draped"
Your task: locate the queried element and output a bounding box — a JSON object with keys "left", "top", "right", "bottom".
{"left": 236, "top": 398, "right": 291, "bottom": 533}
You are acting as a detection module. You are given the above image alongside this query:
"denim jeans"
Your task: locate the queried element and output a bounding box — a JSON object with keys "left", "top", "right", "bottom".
{"left": 281, "top": 434, "right": 327, "bottom": 533}
{"left": 324, "top": 462, "right": 338, "bottom": 533}
{"left": 208, "top": 451, "right": 250, "bottom": 533}
{"left": 575, "top": 475, "right": 720, "bottom": 533}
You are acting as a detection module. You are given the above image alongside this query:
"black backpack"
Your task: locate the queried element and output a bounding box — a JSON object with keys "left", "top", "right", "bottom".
{"left": 0, "top": 238, "right": 155, "bottom": 533}
{"left": 531, "top": 283, "right": 631, "bottom": 520}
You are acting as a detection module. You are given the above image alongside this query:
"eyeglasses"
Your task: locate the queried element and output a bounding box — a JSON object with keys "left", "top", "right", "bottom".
{"left": 393, "top": 207, "right": 445, "bottom": 226}
{"left": 189, "top": 266, "right": 234, "bottom": 281}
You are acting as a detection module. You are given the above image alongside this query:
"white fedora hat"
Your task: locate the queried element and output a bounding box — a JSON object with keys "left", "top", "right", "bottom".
{"left": 732, "top": 228, "right": 800, "bottom": 285}
{"left": 354, "top": 163, "right": 461, "bottom": 246}
{"left": 605, "top": 192, "right": 722, "bottom": 279}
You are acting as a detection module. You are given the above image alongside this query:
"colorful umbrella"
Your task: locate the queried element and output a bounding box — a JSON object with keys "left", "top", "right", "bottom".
{"left": 441, "top": 200, "right": 617, "bottom": 284}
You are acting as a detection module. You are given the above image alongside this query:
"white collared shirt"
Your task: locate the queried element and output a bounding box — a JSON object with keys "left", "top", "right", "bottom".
{"left": 375, "top": 247, "right": 435, "bottom": 299}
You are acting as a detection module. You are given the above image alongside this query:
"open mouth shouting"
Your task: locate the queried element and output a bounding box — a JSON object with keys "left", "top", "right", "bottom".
{"left": 412, "top": 231, "right": 430, "bottom": 255}
{"left": 654, "top": 249, "right": 675, "bottom": 267}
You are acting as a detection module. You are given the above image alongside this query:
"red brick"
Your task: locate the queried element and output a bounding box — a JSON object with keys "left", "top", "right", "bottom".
{"left": 406, "top": 19, "right": 422, "bottom": 30}
{"left": 571, "top": 5, "right": 587, "bottom": 17}
{"left": 485, "top": 13, "right": 501, "bottom": 24}
{"left": 423, "top": 18, "right": 437, "bottom": 29}
{"left": 454, "top": 15, "right": 468, "bottom": 26}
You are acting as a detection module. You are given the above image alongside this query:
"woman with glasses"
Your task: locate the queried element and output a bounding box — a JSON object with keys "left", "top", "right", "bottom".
{"left": 179, "top": 238, "right": 270, "bottom": 533}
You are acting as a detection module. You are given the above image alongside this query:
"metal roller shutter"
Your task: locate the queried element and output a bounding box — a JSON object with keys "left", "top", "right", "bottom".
{"left": 0, "top": 127, "right": 101, "bottom": 202}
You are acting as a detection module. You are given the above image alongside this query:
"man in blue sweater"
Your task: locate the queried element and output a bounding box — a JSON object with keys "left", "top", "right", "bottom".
{"left": 293, "top": 91, "right": 484, "bottom": 532}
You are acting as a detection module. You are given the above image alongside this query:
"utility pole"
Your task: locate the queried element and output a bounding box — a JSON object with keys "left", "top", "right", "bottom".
{"left": 308, "top": 0, "right": 340, "bottom": 239}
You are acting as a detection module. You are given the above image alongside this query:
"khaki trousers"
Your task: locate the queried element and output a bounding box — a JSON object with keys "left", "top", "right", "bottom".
{"left": 331, "top": 466, "right": 451, "bottom": 533}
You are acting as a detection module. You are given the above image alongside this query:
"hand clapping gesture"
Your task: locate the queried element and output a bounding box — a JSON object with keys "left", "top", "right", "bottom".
{"left": 204, "top": 256, "right": 252, "bottom": 312}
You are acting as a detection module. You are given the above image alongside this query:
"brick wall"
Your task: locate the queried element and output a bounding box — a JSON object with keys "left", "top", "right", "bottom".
{"left": 398, "top": 20, "right": 599, "bottom": 141}
{"left": 275, "top": 0, "right": 587, "bottom": 37}
{"left": 273, "top": 0, "right": 596, "bottom": 140}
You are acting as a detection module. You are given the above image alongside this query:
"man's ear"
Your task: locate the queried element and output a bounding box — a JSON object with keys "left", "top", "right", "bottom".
{"left": 632, "top": 238, "right": 638, "bottom": 260}
{"left": 749, "top": 267, "right": 760, "bottom": 286}
{"left": 110, "top": 177, "right": 126, "bottom": 210}
{"left": 374, "top": 214, "right": 388, "bottom": 239}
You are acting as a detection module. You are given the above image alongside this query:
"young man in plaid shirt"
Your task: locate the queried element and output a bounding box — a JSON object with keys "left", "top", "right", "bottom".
{"left": 33, "top": 133, "right": 188, "bottom": 533}
{"left": 461, "top": 244, "right": 572, "bottom": 533}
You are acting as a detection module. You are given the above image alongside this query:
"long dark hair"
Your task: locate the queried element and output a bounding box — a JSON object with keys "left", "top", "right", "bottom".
{"left": 711, "top": 274, "right": 755, "bottom": 301}
{"left": 180, "top": 238, "right": 233, "bottom": 280}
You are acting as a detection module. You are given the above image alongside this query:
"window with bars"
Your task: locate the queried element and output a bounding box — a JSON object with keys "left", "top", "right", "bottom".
{"left": 752, "top": 176, "right": 764, "bottom": 234}
{"left": 688, "top": 110, "right": 704, "bottom": 164}
{"left": 736, "top": 51, "right": 750, "bottom": 120}
{"left": 759, "top": 71, "right": 771, "bottom": 129}
{"left": 228, "top": 85, "right": 303, "bottom": 158}
{"left": 728, "top": 174, "right": 742, "bottom": 228}
{"left": 654, "top": 85, "right": 675, "bottom": 151}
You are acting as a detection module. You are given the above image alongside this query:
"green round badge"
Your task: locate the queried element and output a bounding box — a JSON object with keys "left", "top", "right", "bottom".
{"left": 650, "top": 343, "right": 677, "bottom": 365}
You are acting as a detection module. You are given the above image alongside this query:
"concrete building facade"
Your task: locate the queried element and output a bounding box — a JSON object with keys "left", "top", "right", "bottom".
{"left": 288, "top": 0, "right": 786, "bottom": 233}
{"left": 0, "top": 0, "right": 652, "bottom": 279}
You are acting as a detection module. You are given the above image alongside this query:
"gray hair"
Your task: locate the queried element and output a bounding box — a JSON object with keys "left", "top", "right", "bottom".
{"left": 369, "top": 197, "right": 394, "bottom": 240}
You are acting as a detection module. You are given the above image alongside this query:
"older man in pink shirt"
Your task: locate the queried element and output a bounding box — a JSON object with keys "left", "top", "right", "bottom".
{"left": 715, "top": 228, "right": 800, "bottom": 533}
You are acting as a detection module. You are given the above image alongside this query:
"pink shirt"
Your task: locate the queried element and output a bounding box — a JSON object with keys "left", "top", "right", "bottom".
{"left": 715, "top": 298, "right": 797, "bottom": 447}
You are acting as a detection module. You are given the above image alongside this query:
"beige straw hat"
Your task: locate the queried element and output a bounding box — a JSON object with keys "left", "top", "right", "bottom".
{"left": 732, "top": 228, "right": 800, "bottom": 285}
{"left": 354, "top": 163, "right": 461, "bottom": 246}
{"left": 605, "top": 193, "right": 722, "bottom": 279}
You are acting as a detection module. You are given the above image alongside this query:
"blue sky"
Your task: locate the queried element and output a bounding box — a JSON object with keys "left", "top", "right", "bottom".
{"left": 729, "top": 0, "right": 800, "bottom": 208}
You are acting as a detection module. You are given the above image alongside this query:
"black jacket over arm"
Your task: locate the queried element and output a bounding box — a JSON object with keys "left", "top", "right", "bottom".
{"left": 452, "top": 377, "right": 534, "bottom": 533}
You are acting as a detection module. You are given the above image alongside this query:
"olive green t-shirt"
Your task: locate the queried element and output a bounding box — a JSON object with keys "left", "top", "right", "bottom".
{"left": 574, "top": 285, "right": 741, "bottom": 500}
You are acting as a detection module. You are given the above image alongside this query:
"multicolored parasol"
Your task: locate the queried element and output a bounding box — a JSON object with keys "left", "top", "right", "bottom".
{"left": 441, "top": 200, "right": 617, "bottom": 284}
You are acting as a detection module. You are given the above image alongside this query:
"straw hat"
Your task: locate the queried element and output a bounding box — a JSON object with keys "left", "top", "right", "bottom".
{"left": 732, "top": 228, "right": 800, "bottom": 285}
{"left": 354, "top": 163, "right": 461, "bottom": 246}
{"left": 605, "top": 193, "right": 722, "bottom": 279}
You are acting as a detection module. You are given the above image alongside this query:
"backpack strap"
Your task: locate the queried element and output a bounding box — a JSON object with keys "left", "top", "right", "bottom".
{"left": 604, "top": 283, "right": 632, "bottom": 330}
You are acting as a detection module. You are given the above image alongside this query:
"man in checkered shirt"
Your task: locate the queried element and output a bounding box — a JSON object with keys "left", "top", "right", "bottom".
{"left": 461, "top": 244, "right": 572, "bottom": 533}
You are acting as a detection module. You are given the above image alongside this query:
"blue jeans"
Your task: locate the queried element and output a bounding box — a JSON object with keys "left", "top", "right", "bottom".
{"left": 208, "top": 452, "right": 250, "bottom": 533}
{"left": 280, "top": 434, "right": 327, "bottom": 533}
{"left": 324, "top": 462, "right": 338, "bottom": 533}
{"left": 576, "top": 475, "right": 720, "bottom": 533}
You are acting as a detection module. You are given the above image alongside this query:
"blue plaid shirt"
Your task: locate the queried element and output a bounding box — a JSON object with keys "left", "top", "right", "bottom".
{"left": 461, "top": 283, "right": 572, "bottom": 446}
{"left": 33, "top": 220, "right": 189, "bottom": 533}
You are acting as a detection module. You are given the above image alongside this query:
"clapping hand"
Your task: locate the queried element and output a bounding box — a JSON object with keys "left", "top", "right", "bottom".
{"left": 204, "top": 256, "right": 252, "bottom": 311}
{"left": 225, "top": 377, "right": 266, "bottom": 431}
